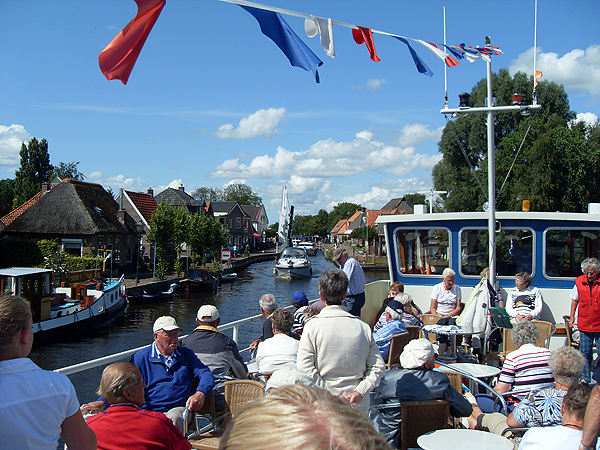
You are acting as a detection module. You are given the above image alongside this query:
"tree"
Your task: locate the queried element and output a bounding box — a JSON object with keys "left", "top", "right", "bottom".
{"left": 50, "top": 161, "right": 85, "bottom": 181}
{"left": 327, "top": 202, "right": 362, "bottom": 231}
{"left": 223, "top": 183, "right": 262, "bottom": 205}
{"left": 432, "top": 69, "right": 584, "bottom": 212}
{"left": 147, "top": 203, "right": 177, "bottom": 279}
{"left": 13, "top": 138, "right": 53, "bottom": 207}
{"left": 404, "top": 193, "right": 427, "bottom": 209}
{"left": 188, "top": 214, "right": 228, "bottom": 264}
{"left": 350, "top": 225, "right": 377, "bottom": 246}
{"left": 192, "top": 186, "right": 223, "bottom": 202}
{"left": 0, "top": 179, "right": 15, "bottom": 217}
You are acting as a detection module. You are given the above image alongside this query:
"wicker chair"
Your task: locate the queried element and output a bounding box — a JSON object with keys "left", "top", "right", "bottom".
{"left": 563, "top": 315, "right": 579, "bottom": 349}
{"left": 405, "top": 325, "right": 421, "bottom": 342}
{"left": 440, "top": 370, "right": 463, "bottom": 394}
{"left": 387, "top": 332, "right": 410, "bottom": 369}
{"left": 531, "top": 320, "right": 556, "bottom": 348}
{"left": 419, "top": 313, "right": 442, "bottom": 344}
{"left": 400, "top": 400, "right": 451, "bottom": 450}
{"left": 189, "top": 380, "right": 265, "bottom": 449}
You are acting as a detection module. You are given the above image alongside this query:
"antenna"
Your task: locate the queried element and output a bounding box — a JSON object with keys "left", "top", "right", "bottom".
{"left": 417, "top": 188, "right": 448, "bottom": 213}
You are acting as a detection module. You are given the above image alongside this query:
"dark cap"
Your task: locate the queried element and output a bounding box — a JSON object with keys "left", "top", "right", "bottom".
{"left": 291, "top": 290, "right": 308, "bottom": 305}
{"left": 386, "top": 300, "right": 404, "bottom": 314}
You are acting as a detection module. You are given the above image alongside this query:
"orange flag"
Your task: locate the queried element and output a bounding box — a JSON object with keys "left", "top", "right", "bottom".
{"left": 99, "top": 0, "right": 166, "bottom": 84}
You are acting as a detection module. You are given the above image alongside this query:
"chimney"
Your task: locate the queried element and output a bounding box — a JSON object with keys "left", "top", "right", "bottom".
{"left": 179, "top": 185, "right": 185, "bottom": 192}
{"left": 41, "top": 182, "right": 51, "bottom": 194}
{"left": 117, "top": 210, "right": 126, "bottom": 224}
{"left": 147, "top": 188, "right": 154, "bottom": 197}
{"left": 119, "top": 188, "right": 124, "bottom": 210}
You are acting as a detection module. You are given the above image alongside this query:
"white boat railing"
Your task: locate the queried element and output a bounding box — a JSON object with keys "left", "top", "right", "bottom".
{"left": 56, "top": 280, "right": 391, "bottom": 376}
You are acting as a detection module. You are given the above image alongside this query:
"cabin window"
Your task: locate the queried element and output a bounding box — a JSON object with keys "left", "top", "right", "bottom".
{"left": 545, "top": 229, "right": 600, "bottom": 278}
{"left": 460, "top": 228, "right": 534, "bottom": 277}
{"left": 394, "top": 228, "right": 449, "bottom": 275}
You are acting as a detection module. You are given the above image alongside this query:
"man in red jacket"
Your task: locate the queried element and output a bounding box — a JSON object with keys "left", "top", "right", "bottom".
{"left": 86, "top": 362, "right": 191, "bottom": 450}
{"left": 569, "top": 257, "right": 600, "bottom": 383}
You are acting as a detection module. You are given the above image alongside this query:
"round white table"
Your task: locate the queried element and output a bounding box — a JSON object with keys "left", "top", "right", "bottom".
{"left": 447, "top": 362, "right": 501, "bottom": 393}
{"left": 417, "top": 429, "right": 513, "bottom": 450}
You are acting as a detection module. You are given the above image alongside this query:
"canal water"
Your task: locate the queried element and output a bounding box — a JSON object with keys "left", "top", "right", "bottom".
{"left": 28, "top": 253, "right": 388, "bottom": 404}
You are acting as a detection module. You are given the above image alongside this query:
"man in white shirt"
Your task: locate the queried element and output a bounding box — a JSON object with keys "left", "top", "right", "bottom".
{"left": 256, "top": 309, "right": 299, "bottom": 373}
{"left": 332, "top": 247, "right": 366, "bottom": 316}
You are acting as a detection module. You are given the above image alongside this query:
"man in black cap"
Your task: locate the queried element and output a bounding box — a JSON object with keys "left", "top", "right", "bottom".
{"left": 372, "top": 300, "right": 407, "bottom": 360}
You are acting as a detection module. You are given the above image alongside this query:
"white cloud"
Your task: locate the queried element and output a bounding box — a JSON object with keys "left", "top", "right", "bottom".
{"left": 395, "top": 124, "right": 444, "bottom": 148}
{"left": 214, "top": 108, "right": 286, "bottom": 139}
{"left": 0, "top": 124, "right": 30, "bottom": 166}
{"left": 366, "top": 79, "right": 387, "bottom": 90}
{"left": 510, "top": 46, "right": 600, "bottom": 96}
{"left": 87, "top": 171, "right": 103, "bottom": 179}
{"left": 574, "top": 112, "right": 599, "bottom": 126}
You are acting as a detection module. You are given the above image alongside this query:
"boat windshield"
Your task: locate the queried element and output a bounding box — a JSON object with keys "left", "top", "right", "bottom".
{"left": 281, "top": 248, "right": 306, "bottom": 258}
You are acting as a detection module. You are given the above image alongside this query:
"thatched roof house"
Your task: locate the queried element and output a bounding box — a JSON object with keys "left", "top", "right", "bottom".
{"left": 1, "top": 180, "right": 138, "bottom": 266}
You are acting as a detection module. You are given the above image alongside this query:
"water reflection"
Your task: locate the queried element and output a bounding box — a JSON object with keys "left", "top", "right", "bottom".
{"left": 29, "top": 253, "right": 386, "bottom": 403}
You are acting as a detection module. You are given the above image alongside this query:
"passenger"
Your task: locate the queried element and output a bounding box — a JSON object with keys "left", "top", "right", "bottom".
{"left": 297, "top": 269, "right": 385, "bottom": 416}
{"left": 86, "top": 362, "right": 191, "bottom": 450}
{"left": 569, "top": 257, "right": 600, "bottom": 383}
{"left": 373, "top": 300, "right": 408, "bottom": 361}
{"left": 430, "top": 268, "right": 462, "bottom": 318}
{"left": 373, "top": 281, "right": 404, "bottom": 330}
{"left": 265, "top": 367, "right": 315, "bottom": 393}
{"left": 396, "top": 293, "right": 422, "bottom": 326}
{"left": 290, "top": 290, "right": 309, "bottom": 334}
{"left": 430, "top": 268, "right": 463, "bottom": 348}
{"left": 475, "top": 320, "right": 553, "bottom": 413}
{"left": 249, "top": 294, "right": 277, "bottom": 349}
{"left": 256, "top": 309, "right": 299, "bottom": 373}
{"left": 220, "top": 384, "right": 393, "bottom": 450}
{"left": 332, "top": 247, "right": 366, "bottom": 316}
{"left": 301, "top": 305, "right": 321, "bottom": 322}
{"left": 519, "top": 383, "right": 592, "bottom": 450}
{"left": 0, "top": 295, "right": 97, "bottom": 450}
{"left": 468, "top": 346, "right": 585, "bottom": 434}
{"left": 81, "top": 316, "right": 214, "bottom": 433}
{"left": 370, "top": 339, "right": 472, "bottom": 448}
{"left": 581, "top": 385, "right": 600, "bottom": 449}
{"left": 505, "top": 272, "right": 543, "bottom": 322}
{"left": 180, "top": 305, "right": 248, "bottom": 379}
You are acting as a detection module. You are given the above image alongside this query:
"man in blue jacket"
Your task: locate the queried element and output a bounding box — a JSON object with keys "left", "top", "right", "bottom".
{"left": 82, "top": 316, "right": 214, "bottom": 433}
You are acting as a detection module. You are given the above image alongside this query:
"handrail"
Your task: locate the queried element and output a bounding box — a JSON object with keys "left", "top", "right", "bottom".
{"left": 435, "top": 361, "right": 508, "bottom": 414}
{"left": 55, "top": 302, "right": 299, "bottom": 375}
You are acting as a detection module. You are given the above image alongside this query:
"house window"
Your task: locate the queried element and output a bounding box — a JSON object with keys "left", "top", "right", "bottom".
{"left": 228, "top": 218, "right": 232, "bottom": 229}
{"left": 62, "top": 239, "right": 83, "bottom": 257}
{"left": 236, "top": 217, "right": 241, "bottom": 229}
{"left": 114, "top": 236, "right": 122, "bottom": 262}
{"left": 126, "top": 236, "right": 133, "bottom": 263}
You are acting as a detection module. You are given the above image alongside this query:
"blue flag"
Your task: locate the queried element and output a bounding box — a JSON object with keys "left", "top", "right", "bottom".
{"left": 391, "top": 36, "right": 433, "bottom": 77}
{"left": 241, "top": 5, "right": 323, "bottom": 83}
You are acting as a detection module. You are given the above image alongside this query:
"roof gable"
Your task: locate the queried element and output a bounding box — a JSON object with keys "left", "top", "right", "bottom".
{"left": 125, "top": 190, "right": 158, "bottom": 224}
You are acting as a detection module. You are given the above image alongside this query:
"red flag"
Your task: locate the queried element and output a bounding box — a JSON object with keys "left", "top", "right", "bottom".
{"left": 98, "top": 0, "right": 166, "bottom": 84}
{"left": 352, "top": 26, "right": 380, "bottom": 62}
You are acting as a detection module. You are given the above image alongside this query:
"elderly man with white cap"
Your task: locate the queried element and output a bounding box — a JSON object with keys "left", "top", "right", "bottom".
{"left": 82, "top": 316, "right": 214, "bottom": 433}
{"left": 370, "top": 338, "right": 472, "bottom": 448}
{"left": 181, "top": 305, "right": 248, "bottom": 379}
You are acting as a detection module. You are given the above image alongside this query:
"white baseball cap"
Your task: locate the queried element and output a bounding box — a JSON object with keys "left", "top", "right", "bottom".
{"left": 153, "top": 316, "right": 181, "bottom": 333}
{"left": 197, "top": 305, "right": 219, "bottom": 322}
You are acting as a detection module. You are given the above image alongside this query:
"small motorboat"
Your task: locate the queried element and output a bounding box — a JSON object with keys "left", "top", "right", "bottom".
{"left": 179, "top": 269, "right": 218, "bottom": 292}
{"left": 127, "top": 283, "right": 177, "bottom": 305}
{"left": 219, "top": 272, "right": 238, "bottom": 284}
{"left": 274, "top": 247, "right": 312, "bottom": 279}
{"left": 297, "top": 241, "right": 317, "bottom": 256}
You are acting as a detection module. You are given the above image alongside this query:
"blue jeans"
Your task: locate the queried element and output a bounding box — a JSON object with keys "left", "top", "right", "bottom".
{"left": 345, "top": 292, "right": 365, "bottom": 317}
{"left": 579, "top": 330, "right": 600, "bottom": 383}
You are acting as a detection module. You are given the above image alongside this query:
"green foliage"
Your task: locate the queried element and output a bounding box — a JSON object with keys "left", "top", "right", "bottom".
{"left": 432, "top": 69, "right": 592, "bottom": 212}
{"left": 36, "top": 239, "right": 59, "bottom": 258}
{"left": 50, "top": 161, "right": 84, "bottom": 181}
{"left": 192, "top": 183, "right": 262, "bottom": 206}
{"left": 63, "top": 255, "right": 102, "bottom": 271}
{"left": 174, "top": 257, "right": 185, "bottom": 277}
{"left": 43, "top": 250, "right": 69, "bottom": 274}
{"left": 148, "top": 203, "right": 177, "bottom": 257}
{"left": 0, "top": 178, "right": 15, "bottom": 218}
{"left": 350, "top": 225, "right": 378, "bottom": 245}
{"left": 404, "top": 193, "right": 427, "bottom": 208}
{"left": 188, "top": 214, "right": 228, "bottom": 262}
{"left": 13, "top": 137, "right": 53, "bottom": 207}
{"left": 328, "top": 202, "right": 362, "bottom": 232}
{"left": 0, "top": 237, "right": 44, "bottom": 267}
{"left": 154, "top": 257, "right": 169, "bottom": 281}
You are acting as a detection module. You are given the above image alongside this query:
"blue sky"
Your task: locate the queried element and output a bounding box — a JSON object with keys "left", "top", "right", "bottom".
{"left": 1, "top": 0, "right": 599, "bottom": 220}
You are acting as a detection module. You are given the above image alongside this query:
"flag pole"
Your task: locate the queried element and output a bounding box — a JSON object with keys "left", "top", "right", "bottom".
{"left": 443, "top": 5, "right": 448, "bottom": 109}
{"left": 532, "top": 0, "right": 538, "bottom": 104}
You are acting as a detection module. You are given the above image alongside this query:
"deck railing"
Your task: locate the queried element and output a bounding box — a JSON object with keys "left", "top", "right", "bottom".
{"left": 56, "top": 280, "right": 390, "bottom": 376}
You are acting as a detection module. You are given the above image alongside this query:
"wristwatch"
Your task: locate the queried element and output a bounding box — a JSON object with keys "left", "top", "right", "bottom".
{"left": 580, "top": 443, "right": 595, "bottom": 450}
